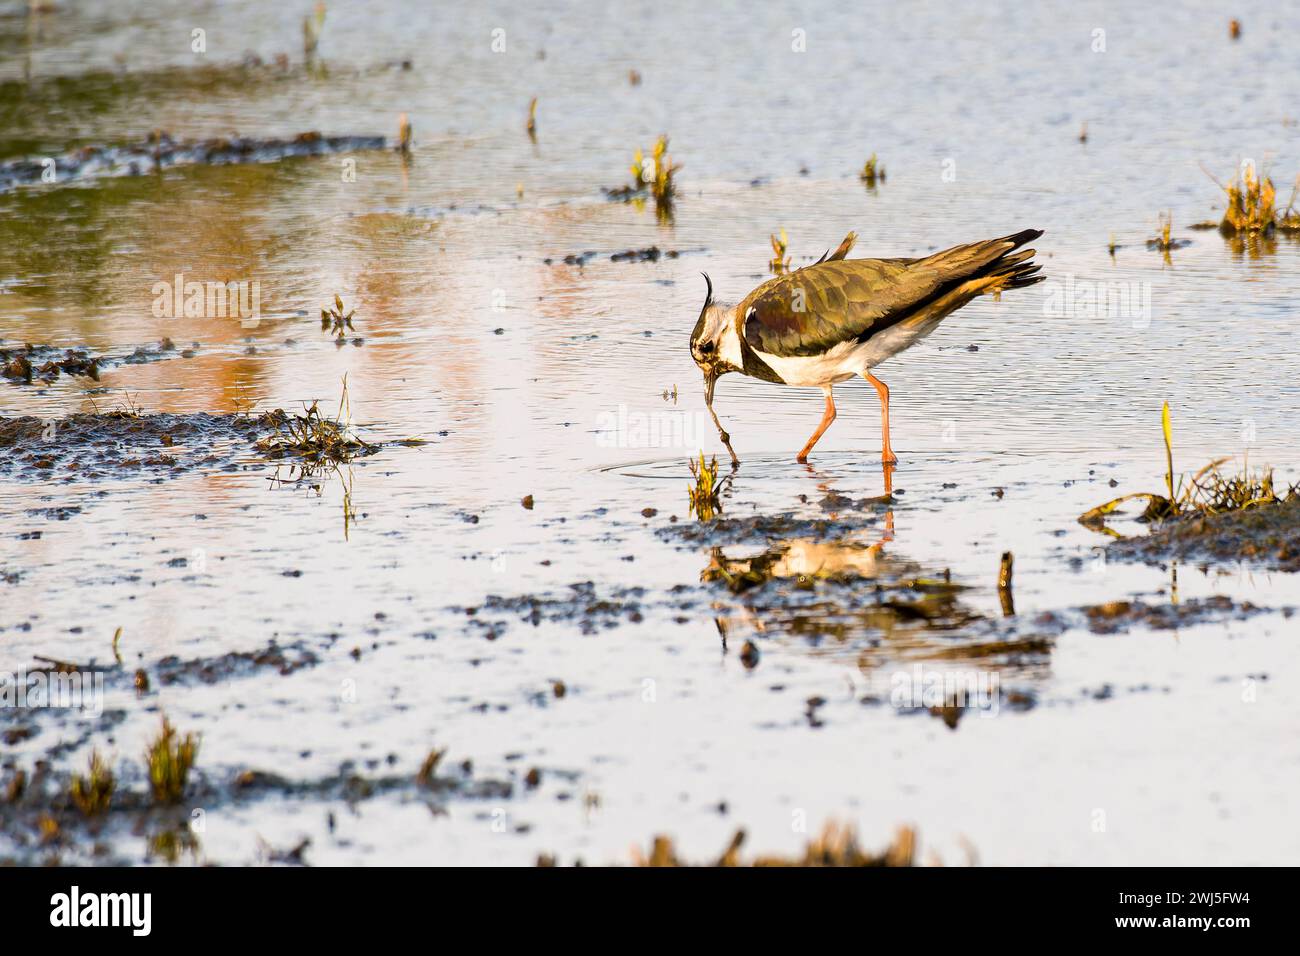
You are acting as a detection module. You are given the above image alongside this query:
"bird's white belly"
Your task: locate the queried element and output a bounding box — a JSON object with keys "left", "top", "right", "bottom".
{"left": 754, "top": 322, "right": 939, "bottom": 387}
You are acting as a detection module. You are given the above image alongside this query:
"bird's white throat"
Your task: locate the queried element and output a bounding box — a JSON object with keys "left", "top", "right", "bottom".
{"left": 701, "top": 302, "right": 744, "bottom": 370}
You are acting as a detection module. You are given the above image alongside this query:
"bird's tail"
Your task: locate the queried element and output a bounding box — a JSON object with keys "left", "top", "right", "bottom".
{"left": 897, "top": 228, "right": 1045, "bottom": 333}
{"left": 963, "top": 228, "right": 1046, "bottom": 295}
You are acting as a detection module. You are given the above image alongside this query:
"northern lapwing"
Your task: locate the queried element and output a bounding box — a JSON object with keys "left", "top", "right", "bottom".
{"left": 690, "top": 229, "right": 1045, "bottom": 466}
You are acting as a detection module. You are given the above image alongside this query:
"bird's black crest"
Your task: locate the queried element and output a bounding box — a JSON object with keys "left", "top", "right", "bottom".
{"left": 691, "top": 272, "right": 714, "bottom": 344}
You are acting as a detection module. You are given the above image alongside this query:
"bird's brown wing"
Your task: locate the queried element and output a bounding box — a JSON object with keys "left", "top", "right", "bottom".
{"left": 740, "top": 229, "right": 1043, "bottom": 358}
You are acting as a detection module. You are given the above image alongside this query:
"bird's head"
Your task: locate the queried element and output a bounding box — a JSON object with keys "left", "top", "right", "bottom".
{"left": 690, "top": 274, "right": 738, "bottom": 394}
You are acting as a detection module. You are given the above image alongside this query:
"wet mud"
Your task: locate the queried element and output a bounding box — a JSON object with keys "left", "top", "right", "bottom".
{"left": 545, "top": 246, "right": 685, "bottom": 266}
{"left": 0, "top": 404, "right": 392, "bottom": 482}
{"left": 0, "top": 748, "right": 514, "bottom": 866}
{"left": 2, "top": 339, "right": 189, "bottom": 385}
{"left": 0, "top": 130, "right": 387, "bottom": 193}
{"left": 0, "top": 410, "right": 274, "bottom": 481}
{"left": 1104, "top": 498, "right": 1300, "bottom": 572}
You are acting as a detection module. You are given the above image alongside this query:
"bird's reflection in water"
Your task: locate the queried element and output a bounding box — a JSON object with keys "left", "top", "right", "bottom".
{"left": 799, "top": 459, "right": 896, "bottom": 539}
{"left": 702, "top": 537, "right": 976, "bottom": 652}
{"left": 701, "top": 461, "right": 1051, "bottom": 685}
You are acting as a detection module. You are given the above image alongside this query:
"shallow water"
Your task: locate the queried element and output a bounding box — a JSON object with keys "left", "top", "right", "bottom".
{"left": 3, "top": 1, "right": 1300, "bottom": 865}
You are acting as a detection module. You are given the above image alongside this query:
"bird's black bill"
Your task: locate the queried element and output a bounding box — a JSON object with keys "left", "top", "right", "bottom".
{"left": 703, "top": 369, "right": 739, "bottom": 468}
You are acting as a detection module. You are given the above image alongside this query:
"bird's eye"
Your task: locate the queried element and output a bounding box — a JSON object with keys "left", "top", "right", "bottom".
{"left": 698, "top": 342, "right": 715, "bottom": 355}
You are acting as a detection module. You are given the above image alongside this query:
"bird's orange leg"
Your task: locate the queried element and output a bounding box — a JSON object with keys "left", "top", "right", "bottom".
{"left": 864, "top": 372, "right": 898, "bottom": 464}
{"left": 796, "top": 386, "right": 836, "bottom": 463}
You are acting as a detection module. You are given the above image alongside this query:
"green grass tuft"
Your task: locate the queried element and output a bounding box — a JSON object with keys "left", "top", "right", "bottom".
{"left": 145, "top": 716, "right": 199, "bottom": 805}
{"left": 70, "top": 749, "right": 115, "bottom": 817}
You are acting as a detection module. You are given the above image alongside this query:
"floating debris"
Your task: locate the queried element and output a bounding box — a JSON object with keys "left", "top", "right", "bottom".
{"left": 5, "top": 770, "right": 27, "bottom": 804}
{"left": 860, "top": 153, "right": 886, "bottom": 189}
{"left": 397, "top": 112, "right": 412, "bottom": 153}
{"left": 1229, "top": 18, "right": 1242, "bottom": 40}
{"left": 604, "top": 135, "right": 680, "bottom": 222}
{"left": 303, "top": 1, "right": 327, "bottom": 57}
{"left": 769, "top": 228, "right": 791, "bottom": 273}
{"left": 997, "top": 551, "right": 1015, "bottom": 616}
{"left": 416, "top": 748, "right": 446, "bottom": 787}
{"left": 1146, "top": 212, "right": 1189, "bottom": 254}
{"left": 320, "top": 294, "right": 356, "bottom": 340}
{"left": 526, "top": 97, "right": 538, "bottom": 140}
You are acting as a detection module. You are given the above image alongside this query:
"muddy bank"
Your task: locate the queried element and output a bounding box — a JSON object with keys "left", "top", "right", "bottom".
{"left": 0, "top": 627, "right": 516, "bottom": 865}
{"left": 656, "top": 495, "right": 894, "bottom": 549}
{"left": 0, "top": 56, "right": 413, "bottom": 155}
{"left": 1, "top": 338, "right": 192, "bottom": 385}
{"left": 1104, "top": 498, "right": 1300, "bottom": 572}
{"left": 0, "top": 750, "right": 514, "bottom": 866}
{"left": 0, "top": 404, "right": 387, "bottom": 482}
{"left": 1059, "top": 595, "right": 1273, "bottom": 634}
{"left": 458, "top": 582, "right": 657, "bottom": 638}
{"left": 0, "top": 410, "right": 272, "bottom": 481}
{"left": 0, "top": 130, "right": 387, "bottom": 193}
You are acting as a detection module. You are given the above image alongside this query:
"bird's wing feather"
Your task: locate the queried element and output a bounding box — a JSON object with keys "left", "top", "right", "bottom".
{"left": 740, "top": 230, "right": 1042, "bottom": 358}
{"left": 812, "top": 231, "right": 859, "bottom": 265}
